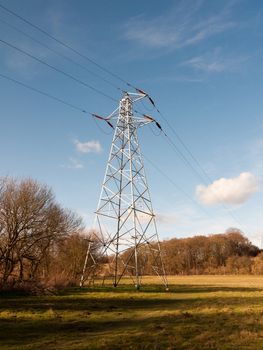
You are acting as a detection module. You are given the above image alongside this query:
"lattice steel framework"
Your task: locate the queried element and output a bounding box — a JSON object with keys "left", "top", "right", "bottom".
{"left": 80, "top": 92, "right": 168, "bottom": 289}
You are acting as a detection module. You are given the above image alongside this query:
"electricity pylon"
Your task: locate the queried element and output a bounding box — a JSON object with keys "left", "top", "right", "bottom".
{"left": 80, "top": 92, "right": 168, "bottom": 289}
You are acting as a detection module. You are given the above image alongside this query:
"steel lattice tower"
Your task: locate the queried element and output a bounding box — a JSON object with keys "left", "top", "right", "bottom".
{"left": 80, "top": 92, "right": 168, "bottom": 289}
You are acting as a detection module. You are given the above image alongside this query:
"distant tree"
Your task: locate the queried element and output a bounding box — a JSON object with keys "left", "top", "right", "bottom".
{"left": 226, "top": 255, "right": 252, "bottom": 274}
{"left": 226, "top": 228, "right": 259, "bottom": 257}
{"left": 160, "top": 229, "right": 260, "bottom": 275}
{"left": 252, "top": 252, "right": 263, "bottom": 274}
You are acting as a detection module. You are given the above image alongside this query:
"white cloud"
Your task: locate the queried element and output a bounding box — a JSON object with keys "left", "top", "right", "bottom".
{"left": 74, "top": 139, "right": 102, "bottom": 154}
{"left": 196, "top": 172, "right": 259, "bottom": 206}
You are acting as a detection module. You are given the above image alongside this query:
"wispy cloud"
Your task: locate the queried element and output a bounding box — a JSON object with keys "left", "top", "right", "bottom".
{"left": 247, "top": 138, "right": 263, "bottom": 177}
{"left": 74, "top": 139, "right": 102, "bottom": 154}
{"left": 154, "top": 202, "right": 242, "bottom": 241}
{"left": 137, "top": 74, "right": 205, "bottom": 84}
{"left": 196, "top": 172, "right": 259, "bottom": 206}
{"left": 4, "top": 39, "right": 52, "bottom": 78}
{"left": 68, "top": 157, "right": 84, "bottom": 169}
{"left": 46, "top": 7, "right": 66, "bottom": 36}
{"left": 2, "top": 4, "right": 72, "bottom": 78}
{"left": 181, "top": 49, "right": 248, "bottom": 73}
{"left": 60, "top": 157, "right": 84, "bottom": 169}
{"left": 156, "top": 212, "right": 179, "bottom": 225}
{"left": 123, "top": 1, "right": 236, "bottom": 53}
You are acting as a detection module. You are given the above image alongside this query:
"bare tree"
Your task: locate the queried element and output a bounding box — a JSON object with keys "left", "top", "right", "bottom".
{"left": 0, "top": 177, "right": 82, "bottom": 284}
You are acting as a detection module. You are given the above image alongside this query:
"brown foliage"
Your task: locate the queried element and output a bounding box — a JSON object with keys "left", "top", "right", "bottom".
{"left": 252, "top": 252, "right": 263, "bottom": 274}
{"left": 0, "top": 177, "right": 82, "bottom": 289}
{"left": 161, "top": 229, "right": 260, "bottom": 275}
{"left": 44, "top": 231, "right": 99, "bottom": 287}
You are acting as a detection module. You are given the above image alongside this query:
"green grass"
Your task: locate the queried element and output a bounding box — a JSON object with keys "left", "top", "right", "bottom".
{"left": 1, "top": 275, "right": 263, "bottom": 349}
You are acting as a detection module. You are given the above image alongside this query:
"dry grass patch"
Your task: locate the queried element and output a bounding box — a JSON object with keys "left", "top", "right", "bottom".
{"left": 1, "top": 275, "right": 263, "bottom": 349}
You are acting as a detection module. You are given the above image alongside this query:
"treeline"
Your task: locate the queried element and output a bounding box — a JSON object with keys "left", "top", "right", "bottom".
{"left": 161, "top": 231, "right": 263, "bottom": 275}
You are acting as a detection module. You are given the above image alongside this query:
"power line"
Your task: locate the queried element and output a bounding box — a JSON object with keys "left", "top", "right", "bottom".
{"left": 0, "top": 70, "right": 157, "bottom": 138}
{"left": 139, "top": 94, "right": 245, "bottom": 228}
{"left": 0, "top": 5, "right": 168, "bottom": 120}
{"left": 0, "top": 72, "right": 116, "bottom": 135}
{"left": 162, "top": 133, "right": 207, "bottom": 185}
{"left": 0, "top": 18, "right": 146, "bottom": 119}
{"left": 156, "top": 115, "right": 245, "bottom": 229}
{"left": 161, "top": 116, "right": 246, "bottom": 227}
{"left": 157, "top": 108, "right": 221, "bottom": 185}
{"left": 0, "top": 72, "right": 88, "bottom": 113}
{"left": 0, "top": 2, "right": 135, "bottom": 89}
{"left": 137, "top": 84, "right": 246, "bottom": 229}
{"left": 0, "top": 16, "right": 122, "bottom": 92}
{"left": 143, "top": 112, "right": 245, "bottom": 229}
{"left": 0, "top": 38, "right": 118, "bottom": 103}
{"left": 144, "top": 154, "right": 218, "bottom": 222}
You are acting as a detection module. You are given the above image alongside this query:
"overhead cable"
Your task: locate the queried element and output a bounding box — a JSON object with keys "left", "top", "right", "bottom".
{"left": 0, "top": 2, "right": 135, "bottom": 89}
{"left": 144, "top": 154, "right": 217, "bottom": 222}
{"left": 0, "top": 38, "right": 118, "bottom": 103}
{"left": 0, "top": 16, "right": 122, "bottom": 92}
{"left": 0, "top": 72, "right": 88, "bottom": 113}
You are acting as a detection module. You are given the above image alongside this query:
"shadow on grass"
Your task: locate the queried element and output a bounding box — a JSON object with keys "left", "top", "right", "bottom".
{"left": 0, "top": 303, "right": 262, "bottom": 350}
{"left": 1, "top": 284, "right": 263, "bottom": 314}
{"left": 1, "top": 284, "right": 263, "bottom": 349}
{"left": 60, "top": 283, "right": 263, "bottom": 294}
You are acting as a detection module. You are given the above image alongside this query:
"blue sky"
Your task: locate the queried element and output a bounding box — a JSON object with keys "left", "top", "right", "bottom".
{"left": 1, "top": 0, "right": 263, "bottom": 245}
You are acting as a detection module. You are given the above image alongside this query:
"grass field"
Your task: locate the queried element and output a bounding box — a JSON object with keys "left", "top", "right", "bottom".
{"left": 1, "top": 275, "right": 263, "bottom": 349}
